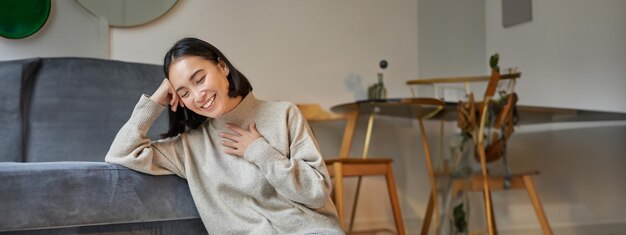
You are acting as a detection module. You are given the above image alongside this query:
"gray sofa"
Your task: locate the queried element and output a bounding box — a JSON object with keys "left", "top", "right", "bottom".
{"left": 0, "top": 58, "right": 207, "bottom": 234}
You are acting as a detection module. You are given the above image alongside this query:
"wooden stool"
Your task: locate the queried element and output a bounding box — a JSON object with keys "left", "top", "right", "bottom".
{"left": 297, "top": 104, "right": 405, "bottom": 235}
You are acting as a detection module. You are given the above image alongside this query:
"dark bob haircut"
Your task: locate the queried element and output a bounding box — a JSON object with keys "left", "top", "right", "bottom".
{"left": 160, "top": 37, "right": 253, "bottom": 138}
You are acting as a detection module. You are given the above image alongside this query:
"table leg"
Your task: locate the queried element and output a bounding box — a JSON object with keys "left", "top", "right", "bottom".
{"left": 418, "top": 118, "right": 440, "bottom": 234}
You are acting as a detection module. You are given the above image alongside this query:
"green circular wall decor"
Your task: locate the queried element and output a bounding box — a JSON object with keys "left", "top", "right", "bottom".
{"left": 0, "top": 0, "right": 52, "bottom": 39}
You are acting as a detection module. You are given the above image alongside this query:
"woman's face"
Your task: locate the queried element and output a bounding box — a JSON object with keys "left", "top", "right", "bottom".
{"left": 168, "top": 56, "right": 238, "bottom": 118}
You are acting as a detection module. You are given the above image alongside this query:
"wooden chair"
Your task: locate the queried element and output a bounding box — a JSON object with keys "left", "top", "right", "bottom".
{"left": 462, "top": 69, "right": 551, "bottom": 235}
{"left": 411, "top": 67, "right": 552, "bottom": 235}
{"left": 297, "top": 104, "right": 405, "bottom": 235}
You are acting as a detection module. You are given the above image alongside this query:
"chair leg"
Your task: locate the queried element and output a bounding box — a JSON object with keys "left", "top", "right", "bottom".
{"left": 420, "top": 191, "right": 434, "bottom": 235}
{"left": 476, "top": 141, "right": 495, "bottom": 235}
{"left": 522, "top": 175, "right": 552, "bottom": 235}
{"left": 333, "top": 163, "right": 345, "bottom": 229}
{"left": 348, "top": 176, "right": 363, "bottom": 233}
{"left": 450, "top": 180, "right": 463, "bottom": 200}
{"left": 482, "top": 191, "right": 498, "bottom": 235}
{"left": 481, "top": 176, "right": 495, "bottom": 235}
{"left": 385, "top": 164, "right": 405, "bottom": 235}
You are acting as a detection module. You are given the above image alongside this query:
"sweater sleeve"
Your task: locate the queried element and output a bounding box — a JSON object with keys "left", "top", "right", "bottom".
{"left": 243, "top": 105, "right": 332, "bottom": 209}
{"left": 105, "top": 95, "right": 186, "bottom": 178}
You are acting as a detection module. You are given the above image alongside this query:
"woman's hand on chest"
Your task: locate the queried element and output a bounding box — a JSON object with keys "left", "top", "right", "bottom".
{"left": 220, "top": 123, "right": 262, "bottom": 158}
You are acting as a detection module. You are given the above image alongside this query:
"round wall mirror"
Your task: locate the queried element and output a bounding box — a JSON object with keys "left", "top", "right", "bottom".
{"left": 76, "top": 0, "right": 177, "bottom": 27}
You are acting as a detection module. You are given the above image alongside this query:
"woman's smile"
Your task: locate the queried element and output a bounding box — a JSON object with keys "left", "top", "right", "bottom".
{"left": 200, "top": 94, "right": 216, "bottom": 109}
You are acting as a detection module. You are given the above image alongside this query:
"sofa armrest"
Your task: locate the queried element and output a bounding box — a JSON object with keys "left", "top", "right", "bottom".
{"left": 0, "top": 162, "right": 199, "bottom": 232}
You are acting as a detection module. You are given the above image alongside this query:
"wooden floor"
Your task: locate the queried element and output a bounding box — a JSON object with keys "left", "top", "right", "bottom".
{"left": 346, "top": 222, "right": 626, "bottom": 235}
{"left": 499, "top": 222, "right": 626, "bottom": 235}
{"left": 349, "top": 228, "right": 396, "bottom": 235}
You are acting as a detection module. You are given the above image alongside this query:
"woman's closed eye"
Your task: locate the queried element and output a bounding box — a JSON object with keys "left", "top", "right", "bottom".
{"left": 179, "top": 91, "right": 189, "bottom": 98}
{"left": 196, "top": 76, "right": 205, "bottom": 85}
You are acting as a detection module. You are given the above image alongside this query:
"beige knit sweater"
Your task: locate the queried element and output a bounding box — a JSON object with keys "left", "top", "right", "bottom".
{"left": 105, "top": 93, "right": 343, "bottom": 234}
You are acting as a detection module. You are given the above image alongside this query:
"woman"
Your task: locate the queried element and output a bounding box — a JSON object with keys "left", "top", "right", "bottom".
{"left": 105, "top": 37, "right": 343, "bottom": 234}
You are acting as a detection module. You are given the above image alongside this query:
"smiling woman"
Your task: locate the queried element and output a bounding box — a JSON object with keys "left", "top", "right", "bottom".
{"left": 76, "top": 0, "right": 177, "bottom": 27}
{"left": 104, "top": 37, "right": 344, "bottom": 234}
{"left": 0, "top": 0, "right": 51, "bottom": 39}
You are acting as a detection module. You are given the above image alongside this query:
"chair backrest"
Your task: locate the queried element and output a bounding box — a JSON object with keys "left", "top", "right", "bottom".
{"left": 476, "top": 70, "right": 501, "bottom": 157}
{"left": 296, "top": 104, "right": 357, "bottom": 159}
{"left": 406, "top": 62, "right": 520, "bottom": 163}
{"left": 474, "top": 68, "right": 520, "bottom": 163}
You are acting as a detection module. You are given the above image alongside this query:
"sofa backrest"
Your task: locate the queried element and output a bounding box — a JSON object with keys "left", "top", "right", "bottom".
{"left": 0, "top": 57, "right": 168, "bottom": 162}
{"left": 0, "top": 58, "right": 41, "bottom": 162}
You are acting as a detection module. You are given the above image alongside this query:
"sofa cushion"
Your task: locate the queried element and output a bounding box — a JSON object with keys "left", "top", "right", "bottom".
{"left": 0, "top": 58, "right": 41, "bottom": 162}
{"left": 0, "top": 219, "right": 207, "bottom": 235}
{"left": 0, "top": 162, "right": 201, "bottom": 232}
{"left": 25, "top": 58, "right": 168, "bottom": 162}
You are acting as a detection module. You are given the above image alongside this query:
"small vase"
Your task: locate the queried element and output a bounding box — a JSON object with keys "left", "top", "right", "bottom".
{"left": 376, "top": 73, "right": 387, "bottom": 99}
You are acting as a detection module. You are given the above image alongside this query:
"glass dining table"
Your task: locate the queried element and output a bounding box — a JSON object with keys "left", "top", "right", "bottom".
{"left": 331, "top": 97, "right": 626, "bottom": 234}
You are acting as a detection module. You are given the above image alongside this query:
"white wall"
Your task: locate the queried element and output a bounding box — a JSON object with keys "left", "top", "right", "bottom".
{"left": 0, "top": 0, "right": 108, "bottom": 60}
{"left": 110, "top": 0, "right": 418, "bottom": 109}
{"left": 486, "top": 0, "right": 626, "bottom": 113}
{"left": 418, "top": 0, "right": 486, "bottom": 79}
